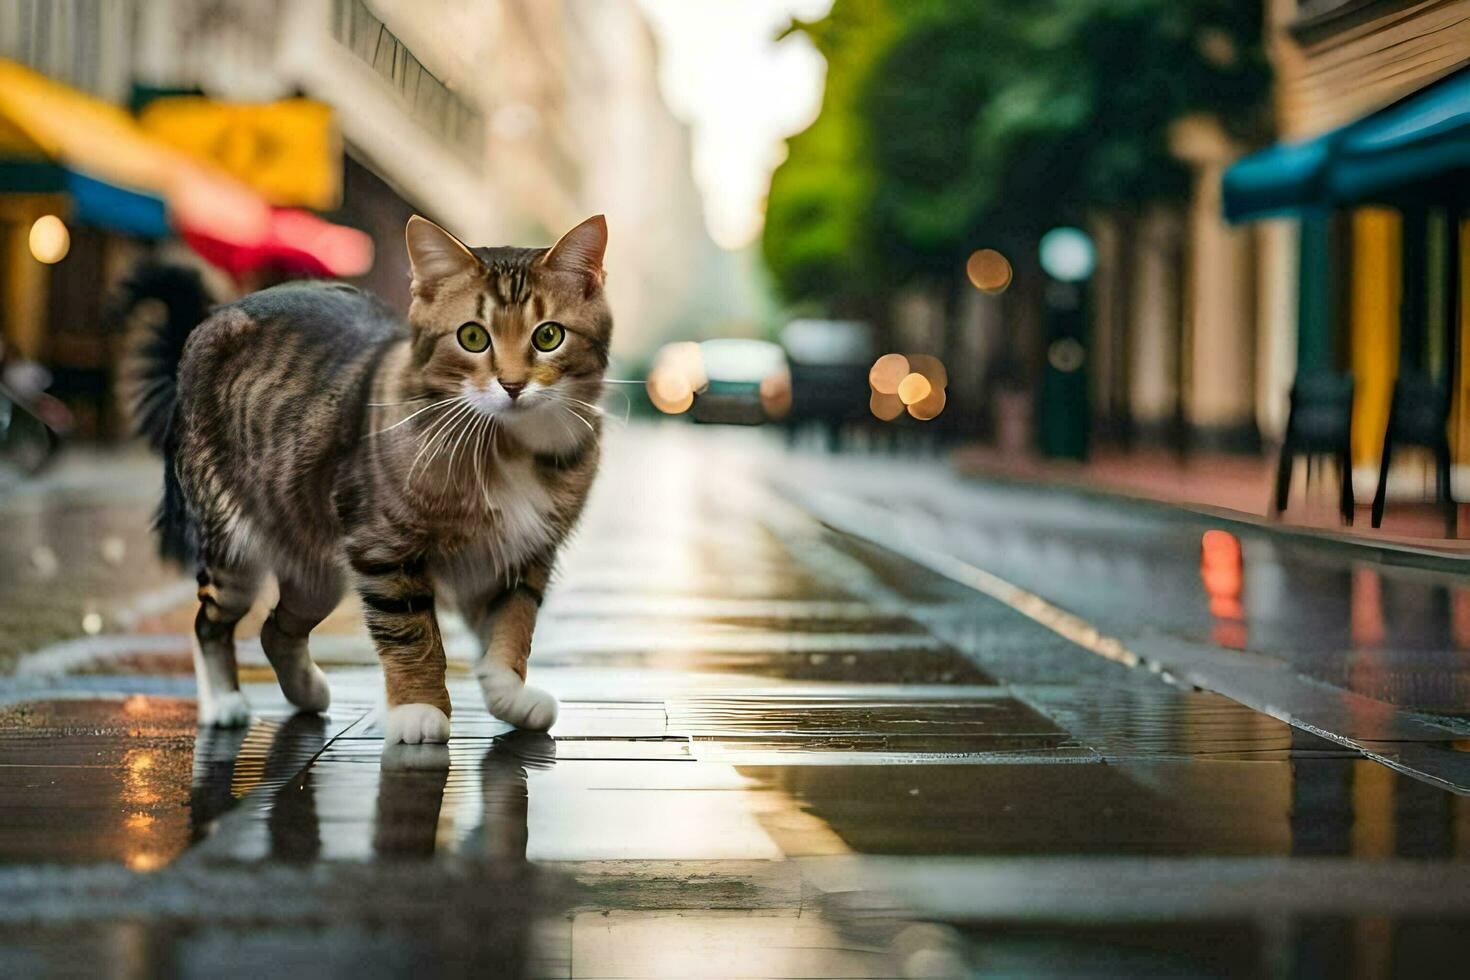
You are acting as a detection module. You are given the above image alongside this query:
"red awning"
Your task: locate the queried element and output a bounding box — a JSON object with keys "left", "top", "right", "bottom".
{"left": 181, "top": 208, "right": 373, "bottom": 281}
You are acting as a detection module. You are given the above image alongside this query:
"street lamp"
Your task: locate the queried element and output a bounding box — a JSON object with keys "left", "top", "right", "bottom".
{"left": 1038, "top": 226, "right": 1095, "bottom": 461}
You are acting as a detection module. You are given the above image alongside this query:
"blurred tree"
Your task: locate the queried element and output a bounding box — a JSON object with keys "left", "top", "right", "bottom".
{"left": 764, "top": 0, "right": 1269, "bottom": 303}
{"left": 760, "top": 0, "right": 898, "bottom": 316}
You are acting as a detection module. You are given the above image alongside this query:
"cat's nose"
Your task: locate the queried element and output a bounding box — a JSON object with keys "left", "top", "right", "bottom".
{"left": 500, "top": 380, "right": 526, "bottom": 401}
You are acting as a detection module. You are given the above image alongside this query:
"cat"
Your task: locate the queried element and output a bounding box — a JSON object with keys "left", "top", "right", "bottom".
{"left": 128, "top": 215, "right": 610, "bottom": 744}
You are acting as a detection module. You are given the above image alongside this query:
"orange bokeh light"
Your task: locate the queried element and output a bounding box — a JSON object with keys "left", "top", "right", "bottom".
{"left": 870, "top": 390, "right": 904, "bottom": 421}
{"left": 907, "top": 386, "right": 947, "bottom": 421}
{"left": 966, "top": 248, "right": 1012, "bottom": 293}
{"left": 907, "top": 353, "right": 948, "bottom": 390}
{"left": 896, "top": 373, "right": 932, "bottom": 406}
{"left": 869, "top": 353, "right": 910, "bottom": 395}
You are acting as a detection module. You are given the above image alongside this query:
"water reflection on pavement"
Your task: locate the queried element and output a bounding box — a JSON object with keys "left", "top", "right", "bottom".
{"left": 2, "top": 427, "right": 1470, "bottom": 977}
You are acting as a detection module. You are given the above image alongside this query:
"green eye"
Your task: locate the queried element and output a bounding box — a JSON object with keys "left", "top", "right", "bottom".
{"left": 457, "top": 322, "right": 489, "bottom": 353}
{"left": 532, "top": 322, "right": 565, "bottom": 353}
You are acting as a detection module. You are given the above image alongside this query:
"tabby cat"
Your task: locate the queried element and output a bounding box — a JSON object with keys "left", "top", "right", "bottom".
{"left": 130, "top": 215, "right": 610, "bottom": 743}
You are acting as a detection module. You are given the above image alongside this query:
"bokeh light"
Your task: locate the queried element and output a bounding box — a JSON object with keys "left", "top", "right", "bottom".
{"left": 966, "top": 248, "right": 1012, "bottom": 293}
{"left": 907, "top": 354, "right": 948, "bottom": 390}
{"left": 648, "top": 373, "right": 694, "bottom": 414}
{"left": 870, "top": 390, "right": 903, "bottom": 421}
{"left": 870, "top": 352, "right": 949, "bottom": 422}
{"left": 896, "top": 373, "right": 932, "bottom": 406}
{"left": 1047, "top": 337, "right": 1085, "bottom": 373}
{"left": 908, "top": 385, "right": 947, "bottom": 421}
{"left": 868, "top": 353, "right": 909, "bottom": 395}
{"left": 646, "top": 341, "right": 708, "bottom": 415}
{"left": 759, "top": 368, "right": 792, "bottom": 419}
{"left": 1039, "top": 226, "right": 1096, "bottom": 282}
{"left": 28, "top": 215, "right": 69, "bottom": 264}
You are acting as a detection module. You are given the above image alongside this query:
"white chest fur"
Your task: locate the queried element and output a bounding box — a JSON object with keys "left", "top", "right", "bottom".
{"left": 477, "top": 454, "right": 558, "bottom": 574}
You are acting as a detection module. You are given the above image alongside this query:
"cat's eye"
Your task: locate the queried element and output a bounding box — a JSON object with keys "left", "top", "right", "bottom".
{"left": 532, "top": 322, "right": 565, "bottom": 353}
{"left": 457, "top": 322, "right": 490, "bottom": 353}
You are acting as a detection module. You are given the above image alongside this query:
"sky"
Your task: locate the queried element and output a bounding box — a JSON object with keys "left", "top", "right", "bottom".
{"left": 636, "top": 0, "right": 835, "bottom": 251}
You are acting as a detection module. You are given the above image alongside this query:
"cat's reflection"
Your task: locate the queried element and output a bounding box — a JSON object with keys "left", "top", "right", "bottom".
{"left": 189, "top": 713, "right": 328, "bottom": 860}
{"left": 374, "top": 731, "right": 556, "bottom": 862}
{"left": 375, "top": 745, "right": 452, "bottom": 859}
{"left": 190, "top": 725, "right": 251, "bottom": 842}
{"left": 265, "top": 714, "right": 327, "bottom": 862}
{"left": 476, "top": 731, "right": 556, "bottom": 862}
{"left": 193, "top": 718, "right": 554, "bottom": 864}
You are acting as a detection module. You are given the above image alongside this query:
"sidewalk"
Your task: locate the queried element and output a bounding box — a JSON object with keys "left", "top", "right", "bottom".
{"left": 953, "top": 445, "right": 1470, "bottom": 556}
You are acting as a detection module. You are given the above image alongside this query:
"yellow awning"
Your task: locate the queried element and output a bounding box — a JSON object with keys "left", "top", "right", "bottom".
{"left": 0, "top": 59, "right": 270, "bottom": 243}
{"left": 139, "top": 96, "right": 341, "bottom": 210}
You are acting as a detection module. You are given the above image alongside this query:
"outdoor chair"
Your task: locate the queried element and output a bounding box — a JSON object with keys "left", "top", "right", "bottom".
{"left": 1370, "top": 371, "right": 1453, "bottom": 531}
{"left": 1272, "top": 372, "right": 1355, "bottom": 524}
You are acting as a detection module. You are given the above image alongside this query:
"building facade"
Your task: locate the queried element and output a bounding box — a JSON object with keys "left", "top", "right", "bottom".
{"left": 0, "top": 0, "right": 733, "bottom": 439}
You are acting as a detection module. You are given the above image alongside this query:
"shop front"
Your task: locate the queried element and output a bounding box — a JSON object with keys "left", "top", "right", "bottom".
{"left": 1224, "top": 62, "right": 1469, "bottom": 527}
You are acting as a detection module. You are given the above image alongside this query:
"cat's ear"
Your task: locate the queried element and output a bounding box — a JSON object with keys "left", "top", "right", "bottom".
{"left": 539, "top": 214, "right": 607, "bottom": 286}
{"left": 405, "top": 215, "right": 479, "bottom": 289}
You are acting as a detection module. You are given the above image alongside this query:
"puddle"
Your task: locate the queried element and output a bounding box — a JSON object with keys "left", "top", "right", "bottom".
{"left": 0, "top": 698, "right": 219, "bottom": 868}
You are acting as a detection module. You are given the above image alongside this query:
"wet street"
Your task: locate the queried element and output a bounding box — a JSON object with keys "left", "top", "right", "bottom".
{"left": 3, "top": 424, "right": 1470, "bottom": 977}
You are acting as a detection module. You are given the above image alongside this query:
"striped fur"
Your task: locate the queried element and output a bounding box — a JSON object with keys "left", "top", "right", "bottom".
{"left": 136, "top": 216, "right": 612, "bottom": 738}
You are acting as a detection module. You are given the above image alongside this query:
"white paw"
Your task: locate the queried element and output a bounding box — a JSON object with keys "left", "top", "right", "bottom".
{"left": 198, "top": 690, "right": 251, "bottom": 728}
{"left": 281, "top": 663, "right": 332, "bottom": 714}
{"left": 475, "top": 664, "right": 558, "bottom": 731}
{"left": 385, "top": 704, "right": 451, "bottom": 745}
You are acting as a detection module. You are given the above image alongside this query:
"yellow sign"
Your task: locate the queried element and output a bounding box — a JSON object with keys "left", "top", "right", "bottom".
{"left": 139, "top": 97, "right": 340, "bottom": 210}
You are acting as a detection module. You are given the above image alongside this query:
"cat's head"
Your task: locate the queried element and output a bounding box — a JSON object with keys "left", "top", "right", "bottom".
{"left": 403, "top": 214, "right": 611, "bottom": 451}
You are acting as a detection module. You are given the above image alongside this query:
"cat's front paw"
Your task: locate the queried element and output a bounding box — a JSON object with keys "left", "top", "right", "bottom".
{"left": 475, "top": 664, "right": 558, "bottom": 731}
{"left": 385, "top": 704, "right": 451, "bottom": 744}
{"left": 198, "top": 690, "right": 251, "bottom": 728}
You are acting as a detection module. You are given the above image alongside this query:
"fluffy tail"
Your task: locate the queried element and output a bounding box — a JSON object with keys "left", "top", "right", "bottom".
{"left": 119, "top": 262, "right": 213, "bottom": 451}
{"left": 117, "top": 262, "right": 215, "bottom": 564}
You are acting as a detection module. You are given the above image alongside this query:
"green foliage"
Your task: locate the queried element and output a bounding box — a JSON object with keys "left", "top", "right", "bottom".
{"left": 761, "top": 0, "right": 897, "bottom": 312}
{"left": 762, "top": 0, "right": 1270, "bottom": 304}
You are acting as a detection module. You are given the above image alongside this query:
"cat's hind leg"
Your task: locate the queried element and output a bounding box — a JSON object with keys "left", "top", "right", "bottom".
{"left": 260, "top": 568, "right": 340, "bottom": 714}
{"left": 193, "top": 557, "right": 263, "bottom": 727}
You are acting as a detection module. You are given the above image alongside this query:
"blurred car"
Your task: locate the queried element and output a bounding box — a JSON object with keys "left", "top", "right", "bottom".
{"left": 689, "top": 339, "right": 788, "bottom": 426}
{"left": 778, "top": 319, "right": 874, "bottom": 441}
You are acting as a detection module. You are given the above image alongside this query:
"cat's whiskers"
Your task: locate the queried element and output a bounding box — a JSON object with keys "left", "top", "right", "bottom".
{"left": 371, "top": 395, "right": 460, "bottom": 436}
{"left": 487, "top": 416, "right": 504, "bottom": 471}
{"left": 367, "top": 395, "right": 433, "bottom": 407}
{"left": 470, "top": 411, "right": 490, "bottom": 503}
{"left": 542, "top": 392, "right": 612, "bottom": 436}
{"left": 405, "top": 398, "right": 473, "bottom": 487}
{"left": 443, "top": 404, "right": 486, "bottom": 492}
{"left": 556, "top": 403, "right": 598, "bottom": 438}
{"left": 560, "top": 393, "right": 623, "bottom": 423}
{"left": 422, "top": 401, "right": 479, "bottom": 486}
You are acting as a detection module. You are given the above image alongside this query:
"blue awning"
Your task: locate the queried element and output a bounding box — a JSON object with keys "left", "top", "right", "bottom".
{"left": 1224, "top": 64, "right": 1470, "bottom": 222}
{"left": 65, "top": 169, "right": 169, "bottom": 237}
